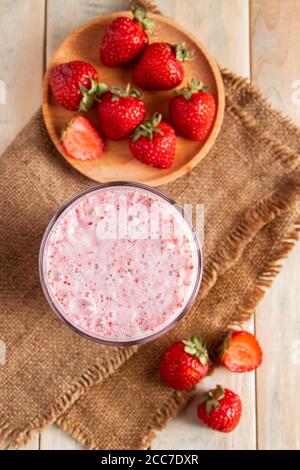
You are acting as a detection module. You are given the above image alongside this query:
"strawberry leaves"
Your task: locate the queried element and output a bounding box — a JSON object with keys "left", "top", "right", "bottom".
{"left": 182, "top": 336, "right": 209, "bottom": 366}
{"left": 173, "top": 78, "right": 209, "bottom": 101}
{"left": 199, "top": 385, "right": 225, "bottom": 415}
{"left": 79, "top": 79, "right": 108, "bottom": 111}
{"left": 132, "top": 112, "right": 163, "bottom": 141}
{"left": 175, "top": 42, "right": 195, "bottom": 62}
{"left": 110, "top": 83, "right": 142, "bottom": 102}
{"left": 133, "top": 7, "right": 154, "bottom": 35}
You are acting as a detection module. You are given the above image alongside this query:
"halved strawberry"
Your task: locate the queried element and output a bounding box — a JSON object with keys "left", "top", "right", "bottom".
{"left": 61, "top": 116, "right": 105, "bottom": 161}
{"left": 220, "top": 330, "right": 263, "bottom": 373}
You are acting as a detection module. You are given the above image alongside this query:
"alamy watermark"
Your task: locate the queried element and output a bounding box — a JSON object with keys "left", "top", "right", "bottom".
{"left": 0, "top": 79, "right": 6, "bottom": 104}
{"left": 0, "top": 340, "right": 6, "bottom": 365}
{"left": 85, "top": 197, "right": 205, "bottom": 245}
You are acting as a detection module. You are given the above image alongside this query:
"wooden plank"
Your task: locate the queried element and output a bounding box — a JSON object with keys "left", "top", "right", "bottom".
{"left": 0, "top": 0, "right": 45, "bottom": 153}
{"left": 0, "top": 0, "right": 45, "bottom": 450}
{"left": 158, "top": 0, "right": 250, "bottom": 77}
{"left": 153, "top": 0, "right": 255, "bottom": 450}
{"left": 251, "top": 0, "right": 300, "bottom": 450}
{"left": 40, "top": 426, "right": 82, "bottom": 450}
{"left": 46, "top": 0, "right": 129, "bottom": 63}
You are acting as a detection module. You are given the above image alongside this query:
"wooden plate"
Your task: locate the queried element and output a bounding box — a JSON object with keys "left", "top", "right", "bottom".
{"left": 42, "top": 11, "right": 224, "bottom": 187}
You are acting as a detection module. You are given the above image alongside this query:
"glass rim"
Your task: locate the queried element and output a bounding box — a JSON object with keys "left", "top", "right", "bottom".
{"left": 39, "top": 181, "right": 203, "bottom": 346}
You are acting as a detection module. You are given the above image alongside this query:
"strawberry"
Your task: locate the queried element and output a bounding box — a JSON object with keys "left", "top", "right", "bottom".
{"left": 220, "top": 330, "right": 263, "bottom": 373}
{"left": 197, "top": 385, "right": 242, "bottom": 433}
{"left": 133, "top": 42, "right": 194, "bottom": 90}
{"left": 129, "top": 113, "right": 176, "bottom": 169}
{"left": 97, "top": 84, "right": 146, "bottom": 141}
{"left": 49, "top": 60, "right": 106, "bottom": 111}
{"left": 61, "top": 116, "right": 105, "bottom": 161}
{"left": 169, "top": 79, "right": 216, "bottom": 141}
{"left": 159, "top": 336, "right": 209, "bottom": 391}
{"left": 100, "top": 8, "right": 153, "bottom": 67}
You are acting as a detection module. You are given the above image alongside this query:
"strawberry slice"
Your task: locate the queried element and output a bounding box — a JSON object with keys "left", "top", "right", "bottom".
{"left": 220, "top": 330, "right": 263, "bottom": 373}
{"left": 61, "top": 116, "right": 105, "bottom": 161}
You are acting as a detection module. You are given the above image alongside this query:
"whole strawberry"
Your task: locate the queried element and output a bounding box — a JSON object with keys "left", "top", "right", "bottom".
{"left": 129, "top": 113, "right": 176, "bottom": 169}
{"left": 133, "top": 42, "right": 194, "bottom": 90}
{"left": 100, "top": 8, "right": 153, "bottom": 67}
{"left": 169, "top": 79, "right": 216, "bottom": 141}
{"left": 220, "top": 330, "right": 263, "bottom": 373}
{"left": 97, "top": 84, "right": 146, "bottom": 141}
{"left": 159, "top": 336, "right": 209, "bottom": 390}
{"left": 197, "top": 385, "right": 242, "bottom": 432}
{"left": 61, "top": 115, "right": 105, "bottom": 161}
{"left": 49, "top": 60, "right": 106, "bottom": 111}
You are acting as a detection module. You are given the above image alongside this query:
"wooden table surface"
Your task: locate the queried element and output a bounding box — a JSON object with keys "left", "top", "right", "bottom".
{"left": 1, "top": 0, "right": 300, "bottom": 450}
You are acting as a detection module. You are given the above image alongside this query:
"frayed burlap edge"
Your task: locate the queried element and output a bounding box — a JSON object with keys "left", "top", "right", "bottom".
{"left": 0, "top": 346, "right": 135, "bottom": 449}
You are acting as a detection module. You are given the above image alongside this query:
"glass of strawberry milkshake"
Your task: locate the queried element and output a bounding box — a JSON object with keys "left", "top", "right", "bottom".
{"left": 39, "top": 182, "right": 202, "bottom": 345}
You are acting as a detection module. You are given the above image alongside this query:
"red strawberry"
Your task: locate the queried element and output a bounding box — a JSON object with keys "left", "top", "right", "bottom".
{"left": 159, "top": 336, "right": 209, "bottom": 391}
{"left": 61, "top": 116, "right": 105, "bottom": 161}
{"left": 169, "top": 79, "right": 216, "bottom": 141}
{"left": 49, "top": 60, "right": 106, "bottom": 111}
{"left": 197, "top": 385, "right": 242, "bottom": 432}
{"left": 220, "top": 330, "right": 263, "bottom": 373}
{"left": 97, "top": 84, "right": 146, "bottom": 141}
{"left": 133, "top": 42, "right": 194, "bottom": 90}
{"left": 100, "top": 8, "right": 153, "bottom": 67}
{"left": 129, "top": 113, "right": 176, "bottom": 169}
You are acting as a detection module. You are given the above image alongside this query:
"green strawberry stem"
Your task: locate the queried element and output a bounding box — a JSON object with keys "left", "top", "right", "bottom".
{"left": 175, "top": 42, "right": 195, "bottom": 62}
{"left": 132, "top": 112, "right": 163, "bottom": 141}
{"left": 79, "top": 79, "right": 108, "bottom": 112}
{"left": 182, "top": 336, "right": 209, "bottom": 366}
{"left": 173, "top": 78, "right": 210, "bottom": 100}
{"left": 133, "top": 6, "right": 154, "bottom": 35}
{"left": 110, "top": 83, "right": 142, "bottom": 102}
{"left": 199, "top": 385, "right": 225, "bottom": 415}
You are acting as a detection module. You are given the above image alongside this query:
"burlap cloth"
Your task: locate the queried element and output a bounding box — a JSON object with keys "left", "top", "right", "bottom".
{"left": 1, "top": 1, "right": 300, "bottom": 450}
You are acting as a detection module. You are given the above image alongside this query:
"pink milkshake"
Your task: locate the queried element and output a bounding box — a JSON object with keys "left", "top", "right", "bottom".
{"left": 40, "top": 183, "right": 202, "bottom": 345}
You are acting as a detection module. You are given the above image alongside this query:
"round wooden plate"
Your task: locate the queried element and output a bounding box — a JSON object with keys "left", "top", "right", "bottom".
{"left": 42, "top": 11, "right": 225, "bottom": 187}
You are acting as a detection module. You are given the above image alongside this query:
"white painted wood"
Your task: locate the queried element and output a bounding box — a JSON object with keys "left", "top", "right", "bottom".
{"left": 40, "top": 425, "right": 82, "bottom": 450}
{"left": 46, "top": 0, "right": 129, "bottom": 64}
{"left": 0, "top": 0, "right": 45, "bottom": 153}
{"left": 251, "top": 0, "right": 300, "bottom": 450}
{"left": 255, "top": 247, "right": 300, "bottom": 450}
{"left": 0, "top": 0, "right": 45, "bottom": 451}
{"left": 155, "top": 0, "right": 250, "bottom": 77}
